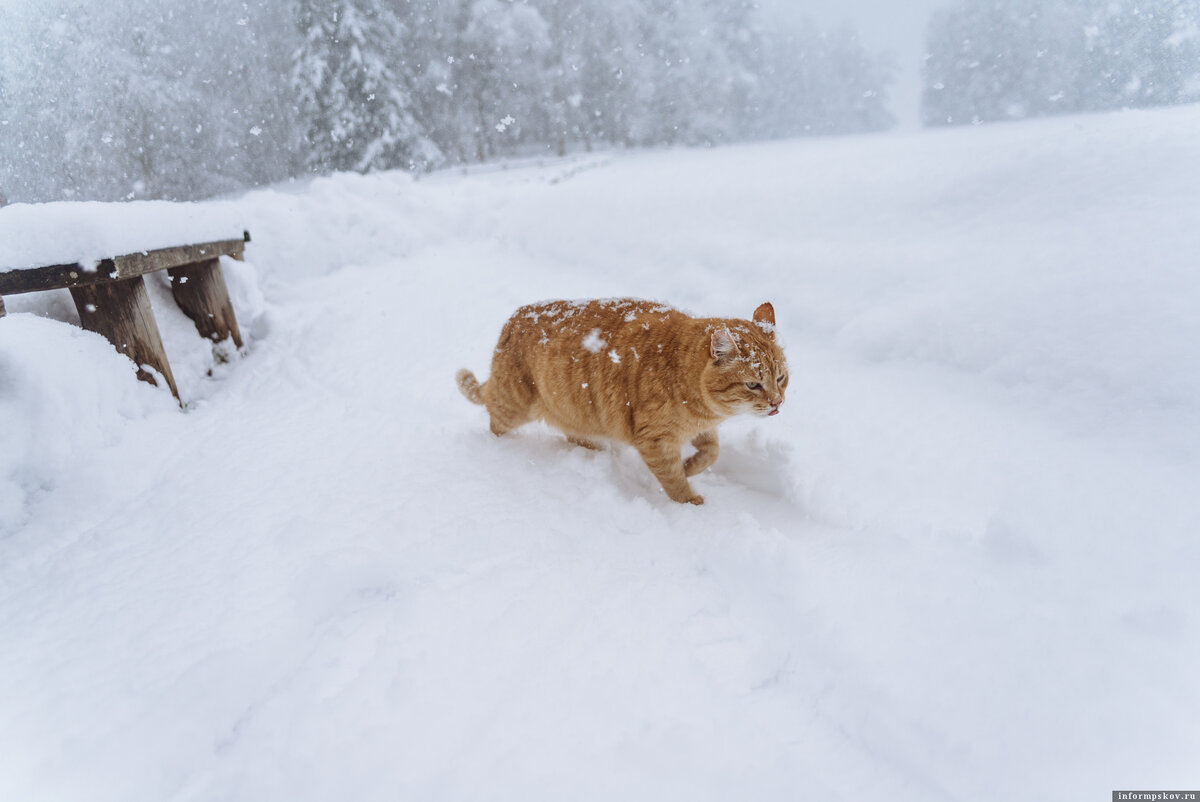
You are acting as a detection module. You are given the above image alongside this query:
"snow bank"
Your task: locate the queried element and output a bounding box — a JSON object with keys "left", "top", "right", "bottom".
{"left": 0, "top": 200, "right": 246, "bottom": 272}
{"left": 0, "top": 315, "right": 177, "bottom": 530}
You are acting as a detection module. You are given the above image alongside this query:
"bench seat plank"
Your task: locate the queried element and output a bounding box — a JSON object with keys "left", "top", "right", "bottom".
{"left": 0, "top": 236, "right": 246, "bottom": 296}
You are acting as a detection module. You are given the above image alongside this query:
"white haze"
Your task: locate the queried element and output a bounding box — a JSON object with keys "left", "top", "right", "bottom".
{"left": 759, "top": 0, "right": 949, "bottom": 127}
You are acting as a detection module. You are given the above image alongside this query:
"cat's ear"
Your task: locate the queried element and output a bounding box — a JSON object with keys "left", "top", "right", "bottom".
{"left": 753, "top": 302, "right": 776, "bottom": 327}
{"left": 710, "top": 327, "right": 739, "bottom": 362}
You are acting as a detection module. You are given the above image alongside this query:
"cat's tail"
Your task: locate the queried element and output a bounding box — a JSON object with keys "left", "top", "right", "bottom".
{"left": 456, "top": 368, "right": 486, "bottom": 405}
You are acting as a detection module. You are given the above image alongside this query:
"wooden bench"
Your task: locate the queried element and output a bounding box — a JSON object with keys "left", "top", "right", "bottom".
{"left": 0, "top": 232, "right": 249, "bottom": 400}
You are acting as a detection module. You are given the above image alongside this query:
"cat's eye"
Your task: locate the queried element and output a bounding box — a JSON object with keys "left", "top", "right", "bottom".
{"left": 746, "top": 382, "right": 762, "bottom": 391}
{"left": 778, "top": 374, "right": 788, "bottom": 385}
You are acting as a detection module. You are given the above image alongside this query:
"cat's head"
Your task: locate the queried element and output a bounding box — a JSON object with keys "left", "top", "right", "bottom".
{"left": 702, "top": 302, "right": 789, "bottom": 418}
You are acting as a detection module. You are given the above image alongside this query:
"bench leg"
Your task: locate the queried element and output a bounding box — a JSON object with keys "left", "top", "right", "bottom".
{"left": 0, "top": 295, "right": 6, "bottom": 318}
{"left": 71, "top": 276, "right": 180, "bottom": 400}
{"left": 167, "top": 257, "right": 243, "bottom": 349}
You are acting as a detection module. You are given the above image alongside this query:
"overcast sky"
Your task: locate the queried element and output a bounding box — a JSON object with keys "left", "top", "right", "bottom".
{"left": 761, "top": 0, "right": 951, "bottom": 128}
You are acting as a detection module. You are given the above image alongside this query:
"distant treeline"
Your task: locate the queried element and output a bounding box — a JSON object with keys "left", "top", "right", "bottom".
{"left": 0, "top": 0, "right": 893, "bottom": 203}
{"left": 923, "top": 0, "right": 1200, "bottom": 125}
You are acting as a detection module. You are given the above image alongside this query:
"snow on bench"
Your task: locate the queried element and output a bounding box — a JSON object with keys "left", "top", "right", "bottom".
{"left": 0, "top": 201, "right": 249, "bottom": 401}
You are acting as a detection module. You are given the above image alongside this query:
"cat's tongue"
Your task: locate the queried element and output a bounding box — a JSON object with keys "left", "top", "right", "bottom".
{"left": 768, "top": 407, "right": 780, "bottom": 416}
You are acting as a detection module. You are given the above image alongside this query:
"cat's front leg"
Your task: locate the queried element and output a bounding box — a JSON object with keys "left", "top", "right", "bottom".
{"left": 683, "top": 429, "right": 720, "bottom": 477}
{"left": 634, "top": 436, "right": 704, "bottom": 505}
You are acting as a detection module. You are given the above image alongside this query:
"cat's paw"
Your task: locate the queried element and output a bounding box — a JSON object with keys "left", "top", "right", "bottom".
{"left": 664, "top": 488, "right": 705, "bottom": 505}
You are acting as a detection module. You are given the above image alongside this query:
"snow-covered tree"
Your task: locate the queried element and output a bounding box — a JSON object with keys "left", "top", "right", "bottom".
{"left": 456, "top": 0, "right": 553, "bottom": 161}
{"left": 293, "top": 0, "right": 441, "bottom": 173}
{"left": 546, "top": 0, "right": 645, "bottom": 149}
{"left": 754, "top": 19, "right": 895, "bottom": 138}
{"left": 0, "top": 2, "right": 189, "bottom": 200}
{"left": 923, "top": 0, "right": 1200, "bottom": 126}
{"left": 1080, "top": 0, "right": 1200, "bottom": 110}
{"left": 526, "top": 0, "right": 596, "bottom": 155}
{"left": 629, "top": 0, "right": 757, "bottom": 146}
{"left": 1, "top": 0, "right": 897, "bottom": 202}
{"left": 0, "top": 0, "right": 308, "bottom": 202}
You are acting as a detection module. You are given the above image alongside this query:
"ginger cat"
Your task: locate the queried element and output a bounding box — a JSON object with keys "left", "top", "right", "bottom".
{"left": 457, "top": 298, "right": 788, "bottom": 505}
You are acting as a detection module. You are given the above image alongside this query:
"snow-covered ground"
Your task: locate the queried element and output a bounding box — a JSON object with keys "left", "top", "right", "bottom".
{"left": 2, "top": 105, "right": 1198, "bottom": 800}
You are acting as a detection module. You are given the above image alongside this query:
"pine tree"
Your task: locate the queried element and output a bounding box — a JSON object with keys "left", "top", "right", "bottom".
{"left": 923, "top": 0, "right": 1200, "bottom": 127}
{"left": 2, "top": 0, "right": 899, "bottom": 200}
{"left": 456, "top": 0, "right": 552, "bottom": 161}
{"left": 293, "top": 0, "right": 441, "bottom": 174}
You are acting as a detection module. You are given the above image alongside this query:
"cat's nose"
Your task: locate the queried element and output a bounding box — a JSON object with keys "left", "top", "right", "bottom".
{"left": 768, "top": 398, "right": 782, "bottom": 416}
